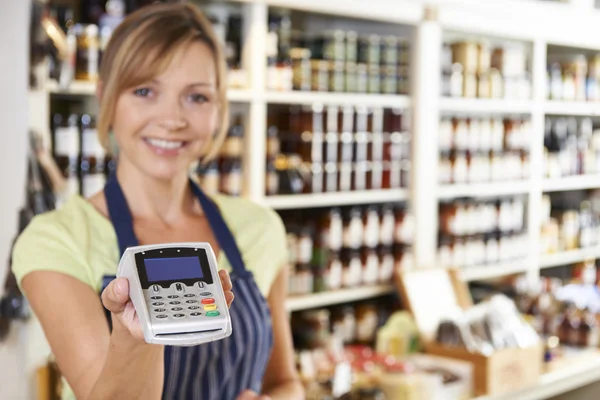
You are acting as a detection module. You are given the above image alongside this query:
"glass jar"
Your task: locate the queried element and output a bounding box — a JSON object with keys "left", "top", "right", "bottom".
{"left": 342, "top": 248, "right": 362, "bottom": 288}
{"left": 74, "top": 24, "right": 99, "bottom": 81}
{"left": 329, "top": 61, "right": 345, "bottom": 92}
{"left": 290, "top": 48, "right": 312, "bottom": 91}
{"left": 324, "top": 251, "right": 343, "bottom": 291}
{"left": 343, "top": 207, "right": 364, "bottom": 249}
{"left": 311, "top": 60, "right": 329, "bottom": 92}
{"left": 362, "top": 247, "right": 380, "bottom": 285}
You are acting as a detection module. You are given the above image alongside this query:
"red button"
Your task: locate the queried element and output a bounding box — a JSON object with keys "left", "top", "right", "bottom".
{"left": 201, "top": 298, "right": 215, "bottom": 304}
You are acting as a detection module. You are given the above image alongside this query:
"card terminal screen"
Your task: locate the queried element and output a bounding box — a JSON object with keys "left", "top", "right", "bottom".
{"left": 144, "top": 257, "right": 204, "bottom": 282}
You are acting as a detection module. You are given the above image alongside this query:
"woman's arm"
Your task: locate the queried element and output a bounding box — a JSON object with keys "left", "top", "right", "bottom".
{"left": 259, "top": 265, "right": 305, "bottom": 399}
{"left": 21, "top": 271, "right": 164, "bottom": 399}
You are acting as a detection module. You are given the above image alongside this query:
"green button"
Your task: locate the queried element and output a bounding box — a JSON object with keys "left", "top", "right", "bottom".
{"left": 206, "top": 311, "right": 220, "bottom": 317}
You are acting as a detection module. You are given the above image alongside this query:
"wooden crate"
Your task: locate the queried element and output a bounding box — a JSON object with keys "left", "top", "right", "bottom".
{"left": 395, "top": 268, "right": 544, "bottom": 397}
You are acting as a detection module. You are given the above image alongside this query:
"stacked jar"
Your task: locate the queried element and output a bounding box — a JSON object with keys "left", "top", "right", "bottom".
{"left": 437, "top": 197, "right": 528, "bottom": 268}
{"left": 439, "top": 116, "right": 531, "bottom": 184}
{"left": 285, "top": 204, "right": 413, "bottom": 296}
{"left": 266, "top": 105, "right": 411, "bottom": 196}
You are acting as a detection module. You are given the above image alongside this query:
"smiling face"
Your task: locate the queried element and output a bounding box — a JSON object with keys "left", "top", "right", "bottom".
{"left": 111, "top": 41, "right": 219, "bottom": 181}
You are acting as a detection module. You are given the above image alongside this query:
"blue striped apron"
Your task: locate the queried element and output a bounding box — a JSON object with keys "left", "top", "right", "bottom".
{"left": 101, "top": 174, "right": 274, "bottom": 399}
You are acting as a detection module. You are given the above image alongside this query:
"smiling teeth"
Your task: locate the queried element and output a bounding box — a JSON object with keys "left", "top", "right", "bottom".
{"left": 147, "top": 138, "right": 184, "bottom": 149}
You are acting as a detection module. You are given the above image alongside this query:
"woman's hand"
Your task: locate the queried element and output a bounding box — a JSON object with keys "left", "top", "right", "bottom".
{"left": 236, "top": 390, "right": 272, "bottom": 400}
{"left": 101, "top": 270, "right": 235, "bottom": 342}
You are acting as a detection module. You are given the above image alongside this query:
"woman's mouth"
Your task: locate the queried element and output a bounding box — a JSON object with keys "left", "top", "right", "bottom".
{"left": 143, "top": 137, "right": 191, "bottom": 155}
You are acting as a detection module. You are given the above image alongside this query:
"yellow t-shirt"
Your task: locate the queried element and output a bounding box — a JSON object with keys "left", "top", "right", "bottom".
{"left": 12, "top": 193, "right": 288, "bottom": 296}
{"left": 11, "top": 193, "right": 288, "bottom": 400}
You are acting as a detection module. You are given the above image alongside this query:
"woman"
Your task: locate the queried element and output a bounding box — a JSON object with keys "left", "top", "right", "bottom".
{"left": 11, "top": 3, "right": 304, "bottom": 400}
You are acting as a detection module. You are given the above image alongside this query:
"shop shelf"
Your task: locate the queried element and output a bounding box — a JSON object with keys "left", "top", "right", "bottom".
{"left": 439, "top": 97, "right": 534, "bottom": 114}
{"left": 46, "top": 80, "right": 254, "bottom": 102}
{"left": 285, "top": 284, "right": 395, "bottom": 312}
{"left": 542, "top": 174, "right": 600, "bottom": 192}
{"left": 265, "top": 91, "right": 411, "bottom": 108}
{"left": 458, "top": 260, "right": 530, "bottom": 282}
{"left": 544, "top": 101, "right": 600, "bottom": 116}
{"left": 540, "top": 247, "right": 600, "bottom": 269}
{"left": 438, "top": 181, "right": 530, "bottom": 200}
{"left": 249, "top": 0, "right": 422, "bottom": 25}
{"left": 262, "top": 189, "right": 408, "bottom": 210}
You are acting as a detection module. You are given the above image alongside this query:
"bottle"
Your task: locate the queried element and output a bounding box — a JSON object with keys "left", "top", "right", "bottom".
{"left": 363, "top": 205, "right": 380, "bottom": 249}
{"left": 198, "top": 160, "right": 220, "bottom": 195}
{"left": 80, "top": 114, "right": 106, "bottom": 198}
{"left": 265, "top": 159, "right": 279, "bottom": 196}
{"left": 74, "top": 24, "right": 99, "bottom": 81}
{"left": 219, "top": 157, "right": 242, "bottom": 196}
{"left": 53, "top": 113, "right": 80, "bottom": 203}
{"left": 579, "top": 308, "right": 599, "bottom": 348}
{"left": 342, "top": 207, "right": 364, "bottom": 250}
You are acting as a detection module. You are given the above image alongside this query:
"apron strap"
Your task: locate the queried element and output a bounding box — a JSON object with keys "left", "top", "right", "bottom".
{"left": 189, "top": 180, "right": 250, "bottom": 277}
{"left": 104, "top": 175, "right": 139, "bottom": 255}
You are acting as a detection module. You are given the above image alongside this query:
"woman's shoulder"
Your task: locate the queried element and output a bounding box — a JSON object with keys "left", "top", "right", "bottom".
{"left": 11, "top": 195, "right": 106, "bottom": 288}
{"left": 211, "top": 194, "right": 289, "bottom": 295}
{"left": 211, "top": 194, "right": 284, "bottom": 233}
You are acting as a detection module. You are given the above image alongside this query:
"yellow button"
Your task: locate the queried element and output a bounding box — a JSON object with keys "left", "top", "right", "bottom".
{"left": 204, "top": 304, "right": 217, "bottom": 311}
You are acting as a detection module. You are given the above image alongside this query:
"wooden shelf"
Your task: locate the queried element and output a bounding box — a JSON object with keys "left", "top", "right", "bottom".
{"left": 285, "top": 284, "right": 395, "bottom": 312}
{"left": 261, "top": 189, "right": 408, "bottom": 210}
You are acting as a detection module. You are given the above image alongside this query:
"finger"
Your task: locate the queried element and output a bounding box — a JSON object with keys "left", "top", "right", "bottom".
{"left": 224, "top": 291, "right": 234, "bottom": 308}
{"left": 101, "top": 278, "right": 130, "bottom": 314}
{"left": 219, "top": 269, "right": 233, "bottom": 292}
{"left": 236, "top": 390, "right": 258, "bottom": 400}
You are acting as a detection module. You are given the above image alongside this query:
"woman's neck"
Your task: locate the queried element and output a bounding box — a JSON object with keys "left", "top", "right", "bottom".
{"left": 115, "top": 158, "right": 198, "bottom": 225}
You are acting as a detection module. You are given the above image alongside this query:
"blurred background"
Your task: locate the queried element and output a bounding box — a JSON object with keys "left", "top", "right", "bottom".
{"left": 5, "top": 0, "right": 600, "bottom": 399}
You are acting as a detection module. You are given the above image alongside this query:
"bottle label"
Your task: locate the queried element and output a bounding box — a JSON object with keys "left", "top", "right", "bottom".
{"left": 364, "top": 212, "right": 380, "bottom": 248}
{"left": 54, "top": 127, "right": 80, "bottom": 157}
{"left": 82, "top": 128, "right": 105, "bottom": 158}
{"left": 221, "top": 172, "right": 241, "bottom": 196}
{"left": 379, "top": 254, "right": 395, "bottom": 282}
{"left": 363, "top": 252, "right": 379, "bottom": 285}
{"left": 201, "top": 173, "right": 220, "bottom": 195}
{"left": 327, "top": 219, "right": 343, "bottom": 251}
{"left": 221, "top": 137, "right": 243, "bottom": 158}
{"left": 326, "top": 259, "right": 343, "bottom": 290}
{"left": 82, "top": 173, "right": 106, "bottom": 198}
{"left": 297, "top": 236, "right": 313, "bottom": 264}
{"left": 380, "top": 213, "right": 395, "bottom": 245}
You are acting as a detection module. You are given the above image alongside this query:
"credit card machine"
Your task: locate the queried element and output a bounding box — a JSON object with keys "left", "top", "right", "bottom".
{"left": 116, "top": 242, "right": 232, "bottom": 346}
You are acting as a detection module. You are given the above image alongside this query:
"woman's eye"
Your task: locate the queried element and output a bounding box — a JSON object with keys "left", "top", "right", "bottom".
{"left": 134, "top": 88, "right": 152, "bottom": 97}
{"left": 189, "top": 94, "right": 208, "bottom": 103}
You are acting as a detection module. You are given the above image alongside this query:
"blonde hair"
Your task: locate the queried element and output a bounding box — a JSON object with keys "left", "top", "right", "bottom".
{"left": 97, "top": 2, "right": 229, "bottom": 162}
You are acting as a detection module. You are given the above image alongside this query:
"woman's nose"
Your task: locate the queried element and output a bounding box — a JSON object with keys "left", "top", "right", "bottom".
{"left": 159, "top": 101, "right": 188, "bottom": 131}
